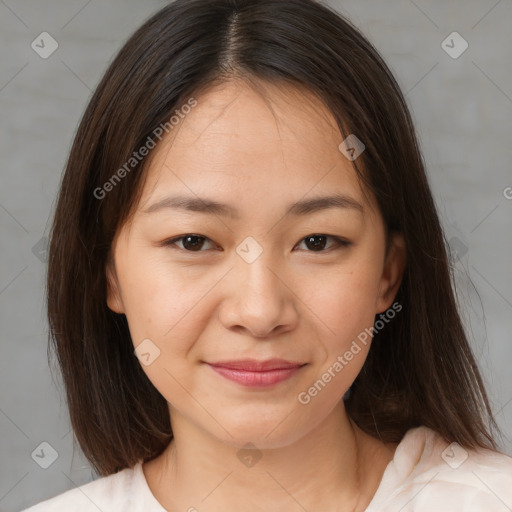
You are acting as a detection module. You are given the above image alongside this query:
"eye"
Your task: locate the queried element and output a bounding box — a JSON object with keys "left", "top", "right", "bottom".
{"left": 295, "top": 234, "right": 351, "bottom": 252}
{"left": 161, "top": 233, "right": 351, "bottom": 253}
{"left": 162, "top": 234, "right": 216, "bottom": 252}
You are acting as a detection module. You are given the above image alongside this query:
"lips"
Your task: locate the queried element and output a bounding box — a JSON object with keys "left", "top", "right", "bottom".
{"left": 205, "top": 359, "right": 306, "bottom": 387}
{"left": 207, "top": 359, "right": 305, "bottom": 371}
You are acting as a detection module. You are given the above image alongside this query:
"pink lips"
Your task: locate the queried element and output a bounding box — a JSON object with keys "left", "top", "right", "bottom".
{"left": 206, "top": 359, "right": 306, "bottom": 388}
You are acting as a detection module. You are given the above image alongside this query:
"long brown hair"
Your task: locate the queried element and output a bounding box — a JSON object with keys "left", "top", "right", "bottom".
{"left": 47, "top": 0, "right": 499, "bottom": 476}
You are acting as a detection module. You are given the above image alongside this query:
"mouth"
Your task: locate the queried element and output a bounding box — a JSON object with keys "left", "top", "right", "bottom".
{"left": 205, "top": 359, "right": 307, "bottom": 388}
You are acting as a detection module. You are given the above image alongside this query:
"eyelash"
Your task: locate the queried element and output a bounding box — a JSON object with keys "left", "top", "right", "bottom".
{"left": 161, "top": 234, "right": 352, "bottom": 253}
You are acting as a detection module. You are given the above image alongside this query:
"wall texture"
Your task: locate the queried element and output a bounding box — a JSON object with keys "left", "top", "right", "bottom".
{"left": 1, "top": 1, "right": 511, "bottom": 510}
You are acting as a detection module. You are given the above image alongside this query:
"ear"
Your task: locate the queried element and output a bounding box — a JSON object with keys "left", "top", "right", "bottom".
{"left": 106, "top": 258, "right": 125, "bottom": 314}
{"left": 376, "top": 232, "right": 406, "bottom": 313}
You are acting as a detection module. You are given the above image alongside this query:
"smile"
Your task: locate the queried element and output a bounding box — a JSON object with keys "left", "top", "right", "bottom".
{"left": 205, "top": 359, "right": 307, "bottom": 388}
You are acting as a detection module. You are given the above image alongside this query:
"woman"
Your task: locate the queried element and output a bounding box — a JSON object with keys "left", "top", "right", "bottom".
{"left": 23, "top": 0, "right": 512, "bottom": 510}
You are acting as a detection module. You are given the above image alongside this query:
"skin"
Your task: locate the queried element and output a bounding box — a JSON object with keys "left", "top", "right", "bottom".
{"left": 106, "top": 78, "right": 406, "bottom": 512}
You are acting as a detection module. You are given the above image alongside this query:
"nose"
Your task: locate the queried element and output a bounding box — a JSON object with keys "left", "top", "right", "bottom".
{"left": 218, "top": 249, "right": 299, "bottom": 339}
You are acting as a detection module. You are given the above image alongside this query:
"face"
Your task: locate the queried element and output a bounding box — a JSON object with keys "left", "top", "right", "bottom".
{"left": 106, "top": 79, "right": 405, "bottom": 449}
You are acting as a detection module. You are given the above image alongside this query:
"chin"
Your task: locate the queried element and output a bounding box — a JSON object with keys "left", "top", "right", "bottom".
{"left": 206, "top": 405, "right": 311, "bottom": 450}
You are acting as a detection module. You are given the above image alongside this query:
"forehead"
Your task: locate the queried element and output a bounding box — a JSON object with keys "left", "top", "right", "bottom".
{"left": 136, "top": 79, "right": 374, "bottom": 219}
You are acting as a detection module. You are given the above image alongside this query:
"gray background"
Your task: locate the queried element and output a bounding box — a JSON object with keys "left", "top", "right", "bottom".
{"left": 1, "top": 0, "right": 511, "bottom": 510}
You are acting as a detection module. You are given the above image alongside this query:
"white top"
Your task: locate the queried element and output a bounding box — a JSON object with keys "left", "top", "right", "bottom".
{"left": 21, "top": 426, "right": 512, "bottom": 511}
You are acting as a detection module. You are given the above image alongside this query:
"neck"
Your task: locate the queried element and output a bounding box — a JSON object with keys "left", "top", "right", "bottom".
{"left": 143, "top": 401, "right": 396, "bottom": 512}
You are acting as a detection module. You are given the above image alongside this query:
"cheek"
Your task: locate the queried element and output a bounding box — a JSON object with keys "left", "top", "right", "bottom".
{"left": 305, "top": 260, "right": 382, "bottom": 346}
{"left": 117, "top": 256, "right": 208, "bottom": 404}
{"left": 116, "top": 251, "right": 204, "bottom": 353}
{"left": 297, "top": 270, "right": 377, "bottom": 407}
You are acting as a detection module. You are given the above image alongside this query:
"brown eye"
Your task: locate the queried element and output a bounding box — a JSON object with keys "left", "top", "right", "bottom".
{"left": 296, "top": 234, "right": 351, "bottom": 252}
{"left": 163, "top": 234, "right": 215, "bottom": 252}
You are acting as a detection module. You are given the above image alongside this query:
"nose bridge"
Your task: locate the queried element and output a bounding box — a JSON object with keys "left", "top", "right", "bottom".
{"left": 235, "top": 235, "right": 281, "bottom": 297}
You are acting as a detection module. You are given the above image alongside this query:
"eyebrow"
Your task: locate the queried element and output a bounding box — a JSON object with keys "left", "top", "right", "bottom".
{"left": 141, "top": 193, "right": 364, "bottom": 218}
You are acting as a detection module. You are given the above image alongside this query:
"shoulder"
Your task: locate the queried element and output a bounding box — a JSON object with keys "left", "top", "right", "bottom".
{"left": 368, "top": 426, "right": 512, "bottom": 512}
{"left": 20, "top": 462, "right": 163, "bottom": 512}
